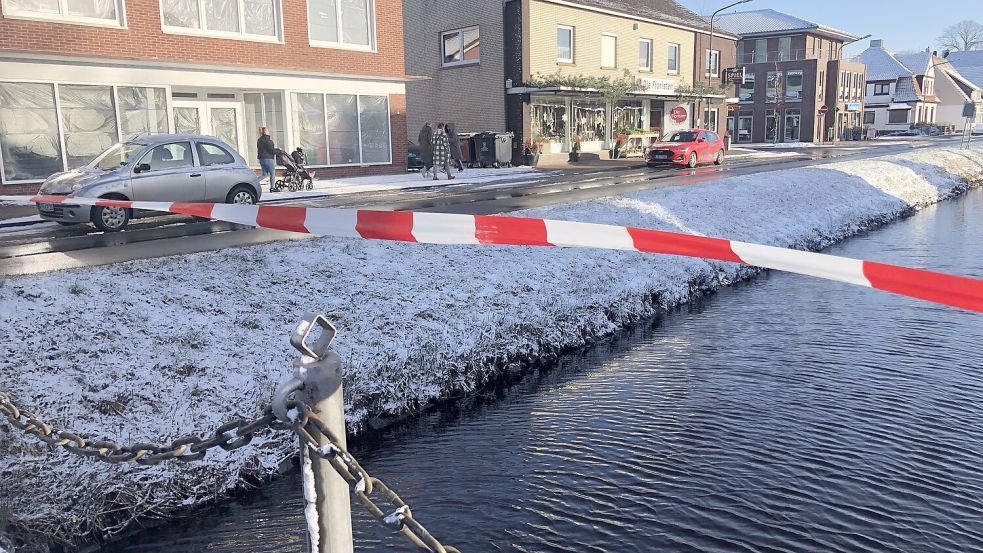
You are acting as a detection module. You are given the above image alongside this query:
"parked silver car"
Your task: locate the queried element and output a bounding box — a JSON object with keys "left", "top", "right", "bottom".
{"left": 37, "top": 134, "right": 262, "bottom": 232}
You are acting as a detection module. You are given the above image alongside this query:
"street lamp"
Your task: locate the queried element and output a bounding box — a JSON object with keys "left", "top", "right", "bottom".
{"left": 708, "top": 0, "right": 752, "bottom": 87}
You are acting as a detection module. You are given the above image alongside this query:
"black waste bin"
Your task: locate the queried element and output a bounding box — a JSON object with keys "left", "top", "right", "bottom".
{"left": 458, "top": 133, "right": 477, "bottom": 167}
{"left": 474, "top": 132, "right": 498, "bottom": 167}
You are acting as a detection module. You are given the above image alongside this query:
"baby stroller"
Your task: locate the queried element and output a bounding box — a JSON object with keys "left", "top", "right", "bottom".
{"left": 272, "top": 148, "right": 315, "bottom": 192}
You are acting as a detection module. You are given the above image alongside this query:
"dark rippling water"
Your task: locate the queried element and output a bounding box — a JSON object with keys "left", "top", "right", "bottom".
{"left": 104, "top": 188, "right": 983, "bottom": 553}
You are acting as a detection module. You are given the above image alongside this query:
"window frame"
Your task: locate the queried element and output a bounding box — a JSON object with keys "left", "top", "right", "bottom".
{"left": 863, "top": 111, "right": 875, "bottom": 125}
{"left": 1, "top": 0, "right": 127, "bottom": 28}
{"left": 196, "top": 141, "right": 236, "bottom": 166}
{"left": 307, "top": 0, "right": 377, "bottom": 52}
{"left": 667, "top": 43, "right": 680, "bottom": 74}
{"left": 639, "top": 38, "right": 653, "bottom": 72}
{"left": 888, "top": 109, "right": 909, "bottom": 124}
{"left": 440, "top": 26, "right": 480, "bottom": 67}
{"left": 159, "top": 0, "right": 284, "bottom": 43}
{"left": 286, "top": 91, "right": 392, "bottom": 167}
{"left": 873, "top": 83, "right": 890, "bottom": 95}
{"left": 600, "top": 32, "right": 618, "bottom": 69}
{"left": 705, "top": 49, "right": 720, "bottom": 78}
{"left": 556, "top": 25, "right": 575, "bottom": 63}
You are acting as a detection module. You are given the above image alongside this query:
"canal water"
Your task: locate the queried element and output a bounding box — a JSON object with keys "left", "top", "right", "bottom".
{"left": 105, "top": 188, "right": 983, "bottom": 552}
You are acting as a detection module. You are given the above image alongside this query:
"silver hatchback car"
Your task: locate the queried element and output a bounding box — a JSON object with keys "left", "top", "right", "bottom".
{"left": 37, "top": 134, "right": 262, "bottom": 232}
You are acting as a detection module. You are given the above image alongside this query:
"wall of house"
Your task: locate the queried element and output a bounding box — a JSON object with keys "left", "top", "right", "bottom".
{"left": 403, "top": 0, "right": 506, "bottom": 141}
{"left": 693, "top": 32, "right": 736, "bottom": 136}
{"left": 734, "top": 58, "right": 820, "bottom": 143}
{"left": 526, "top": 0, "right": 695, "bottom": 86}
{"left": 0, "top": 0, "right": 406, "bottom": 77}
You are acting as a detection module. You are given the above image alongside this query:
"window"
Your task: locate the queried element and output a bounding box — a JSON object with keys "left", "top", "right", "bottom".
{"left": 705, "top": 49, "right": 720, "bottom": 77}
{"left": 441, "top": 26, "right": 479, "bottom": 67}
{"left": 703, "top": 108, "right": 718, "bottom": 131}
{"left": 0, "top": 82, "right": 62, "bottom": 181}
{"left": 736, "top": 42, "right": 745, "bottom": 64}
{"left": 196, "top": 142, "right": 235, "bottom": 165}
{"left": 924, "top": 78, "right": 933, "bottom": 95}
{"left": 308, "top": 0, "right": 374, "bottom": 49}
{"left": 739, "top": 72, "right": 755, "bottom": 101}
{"left": 601, "top": 33, "right": 617, "bottom": 68}
{"left": 117, "top": 86, "right": 168, "bottom": 138}
{"left": 778, "top": 37, "right": 791, "bottom": 61}
{"left": 573, "top": 98, "right": 606, "bottom": 140}
{"left": 766, "top": 71, "right": 782, "bottom": 102}
{"left": 161, "top": 0, "right": 281, "bottom": 40}
{"left": 639, "top": 39, "right": 652, "bottom": 71}
{"left": 667, "top": 43, "right": 679, "bottom": 73}
{"left": 874, "top": 83, "right": 890, "bottom": 95}
{"left": 244, "top": 92, "right": 284, "bottom": 164}
{"left": 557, "top": 25, "right": 574, "bottom": 63}
{"left": 614, "top": 99, "right": 644, "bottom": 133}
{"left": 785, "top": 70, "right": 803, "bottom": 101}
{"left": 58, "top": 85, "right": 118, "bottom": 169}
{"left": 754, "top": 39, "right": 767, "bottom": 63}
{"left": 2, "top": 0, "right": 124, "bottom": 26}
{"left": 765, "top": 109, "right": 779, "bottom": 141}
{"left": 737, "top": 111, "right": 753, "bottom": 142}
{"left": 863, "top": 111, "right": 875, "bottom": 124}
{"left": 784, "top": 108, "right": 801, "bottom": 141}
{"left": 888, "top": 109, "right": 908, "bottom": 124}
{"left": 289, "top": 92, "right": 391, "bottom": 166}
{"left": 532, "top": 96, "right": 567, "bottom": 141}
{"left": 139, "top": 142, "right": 194, "bottom": 171}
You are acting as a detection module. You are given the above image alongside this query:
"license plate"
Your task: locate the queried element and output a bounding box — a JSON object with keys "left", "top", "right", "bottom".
{"left": 38, "top": 203, "right": 55, "bottom": 212}
{"left": 653, "top": 154, "right": 669, "bottom": 160}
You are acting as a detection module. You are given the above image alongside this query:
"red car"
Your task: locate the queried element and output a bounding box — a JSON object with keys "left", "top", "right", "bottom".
{"left": 647, "top": 129, "right": 725, "bottom": 168}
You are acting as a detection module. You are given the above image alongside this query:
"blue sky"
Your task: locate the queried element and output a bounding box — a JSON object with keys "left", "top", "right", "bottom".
{"left": 677, "top": 0, "right": 980, "bottom": 58}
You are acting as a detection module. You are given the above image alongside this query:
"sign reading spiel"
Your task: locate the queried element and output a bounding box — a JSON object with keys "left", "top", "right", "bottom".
{"left": 634, "top": 77, "right": 677, "bottom": 95}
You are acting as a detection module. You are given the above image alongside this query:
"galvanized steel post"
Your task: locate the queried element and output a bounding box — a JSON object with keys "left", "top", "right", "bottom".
{"left": 275, "top": 314, "right": 354, "bottom": 553}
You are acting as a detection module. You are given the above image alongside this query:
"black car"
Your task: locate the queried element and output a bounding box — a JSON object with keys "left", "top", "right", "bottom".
{"left": 407, "top": 141, "right": 425, "bottom": 170}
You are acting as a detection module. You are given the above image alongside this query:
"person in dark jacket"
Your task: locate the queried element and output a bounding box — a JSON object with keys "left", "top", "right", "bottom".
{"left": 446, "top": 122, "right": 464, "bottom": 171}
{"left": 431, "top": 123, "right": 455, "bottom": 181}
{"left": 257, "top": 127, "right": 276, "bottom": 188}
{"left": 418, "top": 122, "right": 434, "bottom": 178}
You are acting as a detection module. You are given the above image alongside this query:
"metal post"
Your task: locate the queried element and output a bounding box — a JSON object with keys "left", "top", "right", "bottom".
{"left": 274, "top": 314, "right": 354, "bottom": 553}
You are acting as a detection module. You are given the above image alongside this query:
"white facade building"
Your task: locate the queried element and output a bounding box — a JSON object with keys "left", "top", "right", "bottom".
{"left": 857, "top": 40, "right": 939, "bottom": 134}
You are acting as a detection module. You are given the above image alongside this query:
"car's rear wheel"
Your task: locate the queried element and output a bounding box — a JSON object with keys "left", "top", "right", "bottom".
{"left": 687, "top": 152, "right": 698, "bottom": 168}
{"left": 227, "top": 186, "right": 257, "bottom": 205}
{"left": 714, "top": 150, "right": 724, "bottom": 165}
{"left": 91, "top": 205, "right": 130, "bottom": 232}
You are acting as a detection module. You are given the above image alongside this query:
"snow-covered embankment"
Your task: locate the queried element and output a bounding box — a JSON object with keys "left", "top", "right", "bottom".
{"left": 2, "top": 145, "right": 982, "bottom": 550}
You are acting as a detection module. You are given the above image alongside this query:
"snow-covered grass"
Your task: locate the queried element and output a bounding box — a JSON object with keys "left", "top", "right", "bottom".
{"left": 2, "top": 145, "right": 982, "bottom": 551}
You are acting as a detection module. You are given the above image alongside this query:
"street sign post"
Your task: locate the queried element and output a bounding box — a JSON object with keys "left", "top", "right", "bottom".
{"left": 818, "top": 105, "right": 829, "bottom": 117}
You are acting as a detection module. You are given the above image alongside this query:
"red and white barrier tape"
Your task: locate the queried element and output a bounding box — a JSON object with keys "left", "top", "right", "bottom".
{"left": 6, "top": 195, "right": 983, "bottom": 313}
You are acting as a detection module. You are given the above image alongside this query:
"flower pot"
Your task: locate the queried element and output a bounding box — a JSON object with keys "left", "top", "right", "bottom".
{"left": 524, "top": 153, "right": 540, "bottom": 166}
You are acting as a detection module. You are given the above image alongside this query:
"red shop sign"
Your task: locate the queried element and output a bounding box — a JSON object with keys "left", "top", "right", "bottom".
{"left": 670, "top": 105, "right": 688, "bottom": 123}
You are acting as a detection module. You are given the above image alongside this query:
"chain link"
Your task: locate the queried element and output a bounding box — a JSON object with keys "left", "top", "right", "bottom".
{"left": 0, "top": 391, "right": 280, "bottom": 465}
{"left": 1, "top": 391, "right": 461, "bottom": 552}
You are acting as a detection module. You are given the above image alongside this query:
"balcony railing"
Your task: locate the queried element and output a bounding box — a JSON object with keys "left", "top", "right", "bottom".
{"left": 737, "top": 48, "right": 833, "bottom": 65}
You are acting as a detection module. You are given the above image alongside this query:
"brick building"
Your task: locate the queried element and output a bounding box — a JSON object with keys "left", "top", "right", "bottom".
{"left": 714, "top": 9, "right": 864, "bottom": 143}
{"left": 0, "top": 0, "right": 410, "bottom": 192}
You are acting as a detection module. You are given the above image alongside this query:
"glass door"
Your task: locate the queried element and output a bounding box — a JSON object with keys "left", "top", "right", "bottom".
{"left": 174, "top": 107, "right": 201, "bottom": 134}
{"left": 210, "top": 107, "right": 239, "bottom": 152}
{"left": 171, "top": 99, "right": 245, "bottom": 155}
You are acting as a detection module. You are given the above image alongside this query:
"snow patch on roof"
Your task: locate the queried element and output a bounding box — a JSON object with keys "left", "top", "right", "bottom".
{"left": 857, "top": 44, "right": 913, "bottom": 81}
{"left": 895, "top": 52, "right": 931, "bottom": 74}
{"left": 713, "top": 8, "right": 856, "bottom": 39}
{"left": 947, "top": 51, "right": 983, "bottom": 89}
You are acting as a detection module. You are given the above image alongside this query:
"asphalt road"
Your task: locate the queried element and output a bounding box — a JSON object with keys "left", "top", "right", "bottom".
{"left": 0, "top": 136, "right": 961, "bottom": 276}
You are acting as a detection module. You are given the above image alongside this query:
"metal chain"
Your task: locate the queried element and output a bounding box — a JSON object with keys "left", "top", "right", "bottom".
{"left": 289, "top": 400, "right": 461, "bottom": 553}
{"left": 0, "top": 391, "right": 281, "bottom": 465}
{"left": 1, "top": 391, "right": 461, "bottom": 552}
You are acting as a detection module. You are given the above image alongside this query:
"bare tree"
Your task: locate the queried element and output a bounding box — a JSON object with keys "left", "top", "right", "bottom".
{"left": 938, "top": 20, "right": 983, "bottom": 51}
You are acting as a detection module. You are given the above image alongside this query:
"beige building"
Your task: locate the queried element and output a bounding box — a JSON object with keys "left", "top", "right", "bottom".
{"left": 506, "top": 0, "right": 736, "bottom": 159}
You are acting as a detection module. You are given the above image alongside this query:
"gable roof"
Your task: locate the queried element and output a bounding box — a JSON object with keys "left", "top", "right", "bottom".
{"left": 856, "top": 43, "right": 913, "bottom": 81}
{"left": 549, "top": 0, "right": 735, "bottom": 37}
{"left": 895, "top": 52, "right": 931, "bottom": 75}
{"left": 947, "top": 50, "right": 983, "bottom": 89}
{"left": 712, "top": 8, "right": 858, "bottom": 41}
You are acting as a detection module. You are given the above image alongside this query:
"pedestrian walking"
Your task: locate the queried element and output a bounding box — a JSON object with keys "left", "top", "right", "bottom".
{"left": 446, "top": 122, "right": 464, "bottom": 171}
{"left": 431, "top": 123, "right": 455, "bottom": 180}
{"left": 257, "top": 127, "right": 277, "bottom": 188}
{"left": 418, "top": 122, "right": 434, "bottom": 178}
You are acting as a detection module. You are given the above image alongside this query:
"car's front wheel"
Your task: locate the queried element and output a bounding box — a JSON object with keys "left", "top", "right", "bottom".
{"left": 714, "top": 150, "right": 724, "bottom": 165}
{"left": 91, "top": 204, "right": 130, "bottom": 232}
{"left": 226, "top": 186, "right": 257, "bottom": 205}
{"left": 687, "top": 152, "right": 698, "bottom": 168}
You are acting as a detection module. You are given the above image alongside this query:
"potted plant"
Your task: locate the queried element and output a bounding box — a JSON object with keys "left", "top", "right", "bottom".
{"left": 568, "top": 133, "right": 582, "bottom": 162}
{"left": 523, "top": 140, "right": 541, "bottom": 166}
{"left": 612, "top": 132, "right": 628, "bottom": 159}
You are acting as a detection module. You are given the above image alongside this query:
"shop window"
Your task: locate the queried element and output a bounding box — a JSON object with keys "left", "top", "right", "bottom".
{"left": 557, "top": 25, "right": 574, "bottom": 63}
{"left": 766, "top": 71, "right": 782, "bottom": 102}
{"left": 639, "top": 39, "right": 652, "bottom": 71}
{"left": 784, "top": 108, "right": 801, "bottom": 141}
{"left": 58, "top": 85, "right": 118, "bottom": 170}
{"left": 765, "top": 109, "right": 779, "bottom": 141}
{"left": 244, "top": 92, "right": 285, "bottom": 164}
{"left": 614, "top": 100, "right": 644, "bottom": 134}
{"left": 667, "top": 43, "right": 679, "bottom": 73}
{"left": 531, "top": 97, "right": 566, "bottom": 141}
{"left": 291, "top": 93, "right": 328, "bottom": 165}
{"left": 737, "top": 112, "right": 752, "bottom": 142}
{"left": 0, "top": 82, "right": 62, "bottom": 181}
{"left": 739, "top": 73, "right": 755, "bottom": 101}
{"left": 441, "top": 26, "right": 480, "bottom": 67}
{"left": 307, "top": 0, "right": 373, "bottom": 49}
{"left": 572, "top": 99, "right": 606, "bottom": 141}
{"left": 161, "top": 0, "right": 281, "bottom": 40}
{"left": 357, "top": 95, "right": 390, "bottom": 164}
{"left": 326, "top": 94, "right": 360, "bottom": 164}
{"left": 117, "top": 87, "right": 168, "bottom": 139}
{"left": 2, "top": 0, "right": 125, "bottom": 26}
{"left": 888, "top": 109, "right": 908, "bottom": 124}
{"left": 703, "top": 109, "right": 718, "bottom": 131}
{"left": 601, "top": 34, "right": 617, "bottom": 68}
{"left": 785, "top": 70, "right": 803, "bottom": 101}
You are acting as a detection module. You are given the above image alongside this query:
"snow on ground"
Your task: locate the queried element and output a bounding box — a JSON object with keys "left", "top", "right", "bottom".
{"left": 261, "top": 166, "right": 547, "bottom": 201}
{"left": 1, "top": 145, "right": 982, "bottom": 550}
